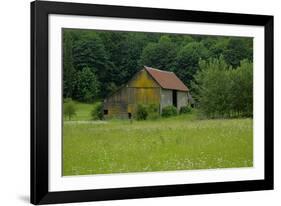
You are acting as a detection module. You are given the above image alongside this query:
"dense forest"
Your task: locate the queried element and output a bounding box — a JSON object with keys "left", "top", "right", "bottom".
{"left": 63, "top": 29, "right": 253, "bottom": 118}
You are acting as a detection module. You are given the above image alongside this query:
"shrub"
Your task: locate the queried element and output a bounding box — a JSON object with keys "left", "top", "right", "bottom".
{"left": 136, "top": 104, "right": 148, "bottom": 120}
{"left": 147, "top": 104, "right": 160, "bottom": 120}
{"left": 64, "top": 98, "right": 72, "bottom": 103}
{"left": 64, "top": 100, "right": 76, "bottom": 120}
{"left": 179, "top": 106, "right": 192, "bottom": 114}
{"left": 162, "top": 105, "right": 177, "bottom": 117}
{"left": 91, "top": 102, "right": 103, "bottom": 120}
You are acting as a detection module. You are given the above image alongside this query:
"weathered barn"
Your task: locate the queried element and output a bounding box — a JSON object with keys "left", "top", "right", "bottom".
{"left": 103, "top": 66, "right": 190, "bottom": 118}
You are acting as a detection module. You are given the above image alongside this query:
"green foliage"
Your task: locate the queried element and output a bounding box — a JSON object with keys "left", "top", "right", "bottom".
{"left": 135, "top": 104, "right": 160, "bottom": 120}
{"left": 91, "top": 102, "right": 104, "bottom": 120}
{"left": 63, "top": 29, "right": 253, "bottom": 116}
{"left": 72, "top": 33, "right": 109, "bottom": 71}
{"left": 147, "top": 104, "right": 160, "bottom": 120}
{"left": 63, "top": 32, "right": 75, "bottom": 98}
{"left": 193, "top": 57, "right": 253, "bottom": 118}
{"left": 208, "top": 37, "right": 229, "bottom": 59}
{"left": 106, "top": 32, "right": 152, "bottom": 85}
{"left": 64, "top": 100, "right": 76, "bottom": 120}
{"left": 162, "top": 105, "right": 178, "bottom": 117}
{"left": 63, "top": 98, "right": 72, "bottom": 103}
{"left": 173, "top": 42, "right": 209, "bottom": 85}
{"left": 74, "top": 67, "right": 100, "bottom": 103}
{"left": 136, "top": 104, "right": 149, "bottom": 120}
{"left": 139, "top": 35, "right": 177, "bottom": 70}
{"left": 223, "top": 37, "right": 253, "bottom": 68}
{"left": 179, "top": 106, "right": 192, "bottom": 114}
{"left": 72, "top": 32, "right": 114, "bottom": 98}
{"left": 229, "top": 60, "right": 253, "bottom": 117}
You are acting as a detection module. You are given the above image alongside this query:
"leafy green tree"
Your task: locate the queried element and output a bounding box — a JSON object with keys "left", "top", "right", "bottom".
{"left": 64, "top": 99, "right": 76, "bottom": 120}
{"left": 63, "top": 29, "right": 254, "bottom": 109}
{"left": 208, "top": 37, "right": 229, "bottom": 59}
{"left": 139, "top": 35, "right": 177, "bottom": 70}
{"left": 73, "top": 67, "right": 100, "bottom": 102}
{"left": 192, "top": 57, "right": 232, "bottom": 118}
{"left": 229, "top": 60, "right": 253, "bottom": 117}
{"left": 173, "top": 42, "right": 210, "bottom": 86}
{"left": 123, "top": 33, "right": 152, "bottom": 76}
{"left": 63, "top": 31, "right": 75, "bottom": 98}
{"left": 73, "top": 33, "right": 109, "bottom": 71}
{"left": 72, "top": 33, "right": 113, "bottom": 97}
{"left": 98, "top": 32, "right": 154, "bottom": 88}
{"left": 175, "top": 35, "right": 195, "bottom": 47}
{"left": 193, "top": 57, "right": 253, "bottom": 118}
{"left": 223, "top": 37, "right": 253, "bottom": 68}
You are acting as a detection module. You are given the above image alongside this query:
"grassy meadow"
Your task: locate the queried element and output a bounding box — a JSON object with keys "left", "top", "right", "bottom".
{"left": 63, "top": 102, "right": 253, "bottom": 176}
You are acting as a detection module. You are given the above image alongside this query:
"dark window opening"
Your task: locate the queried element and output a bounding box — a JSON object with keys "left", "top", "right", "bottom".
{"left": 172, "top": 90, "right": 177, "bottom": 107}
{"left": 104, "top": 110, "right": 108, "bottom": 115}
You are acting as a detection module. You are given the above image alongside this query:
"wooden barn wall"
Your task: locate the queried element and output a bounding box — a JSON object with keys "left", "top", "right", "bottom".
{"left": 160, "top": 89, "right": 173, "bottom": 110}
{"left": 127, "top": 69, "right": 160, "bottom": 114}
{"left": 127, "top": 87, "right": 160, "bottom": 114}
{"left": 128, "top": 69, "right": 159, "bottom": 88}
{"left": 104, "top": 69, "right": 161, "bottom": 117}
{"left": 177, "top": 91, "right": 188, "bottom": 110}
{"left": 103, "top": 87, "right": 128, "bottom": 118}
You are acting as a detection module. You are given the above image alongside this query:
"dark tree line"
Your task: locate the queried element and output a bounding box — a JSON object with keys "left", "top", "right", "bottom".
{"left": 63, "top": 29, "right": 253, "bottom": 117}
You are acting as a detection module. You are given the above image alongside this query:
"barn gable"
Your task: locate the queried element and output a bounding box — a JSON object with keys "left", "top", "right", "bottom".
{"left": 127, "top": 69, "right": 161, "bottom": 109}
{"left": 127, "top": 68, "right": 160, "bottom": 88}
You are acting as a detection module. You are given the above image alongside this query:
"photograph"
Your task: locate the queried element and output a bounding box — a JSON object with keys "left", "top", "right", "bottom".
{"left": 62, "top": 28, "right": 254, "bottom": 176}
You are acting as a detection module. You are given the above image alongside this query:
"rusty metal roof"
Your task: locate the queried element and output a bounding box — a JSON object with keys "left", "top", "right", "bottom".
{"left": 144, "top": 66, "right": 189, "bottom": 92}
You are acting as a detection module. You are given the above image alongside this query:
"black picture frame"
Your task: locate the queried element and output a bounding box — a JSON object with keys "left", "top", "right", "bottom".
{"left": 31, "top": 0, "right": 274, "bottom": 204}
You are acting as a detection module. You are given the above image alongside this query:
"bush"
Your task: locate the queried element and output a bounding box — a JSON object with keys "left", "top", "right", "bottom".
{"left": 64, "top": 98, "right": 72, "bottom": 103}
{"left": 91, "top": 102, "right": 103, "bottom": 120}
{"left": 136, "top": 104, "right": 148, "bottom": 120}
{"left": 162, "top": 105, "right": 177, "bottom": 117}
{"left": 64, "top": 100, "right": 76, "bottom": 120}
{"left": 179, "top": 106, "right": 192, "bottom": 114}
{"left": 147, "top": 104, "right": 160, "bottom": 120}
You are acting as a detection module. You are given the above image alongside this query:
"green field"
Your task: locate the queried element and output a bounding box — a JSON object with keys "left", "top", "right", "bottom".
{"left": 63, "top": 103, "right": 253, "bottom": 176}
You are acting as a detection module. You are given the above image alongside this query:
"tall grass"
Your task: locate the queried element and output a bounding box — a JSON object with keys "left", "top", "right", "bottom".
{"left": 63, "top": 114, "right": 253, "bottom": 176}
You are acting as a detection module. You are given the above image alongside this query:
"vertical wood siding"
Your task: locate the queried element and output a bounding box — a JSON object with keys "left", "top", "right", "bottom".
{"left": 177, "top": 91, "right": 188, "bottom": 110}
{"left": 104, "top": 69, "right": 160, "bottom": 118}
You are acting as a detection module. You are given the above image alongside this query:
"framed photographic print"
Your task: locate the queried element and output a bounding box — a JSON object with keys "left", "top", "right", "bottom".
{"left": 31, "top": 0, "right": 274, "bottom": 204}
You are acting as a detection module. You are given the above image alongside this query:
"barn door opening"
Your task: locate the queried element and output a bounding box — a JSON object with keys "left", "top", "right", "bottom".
{"left": 172, "top": 90, "right": 177, "bottom": 108}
